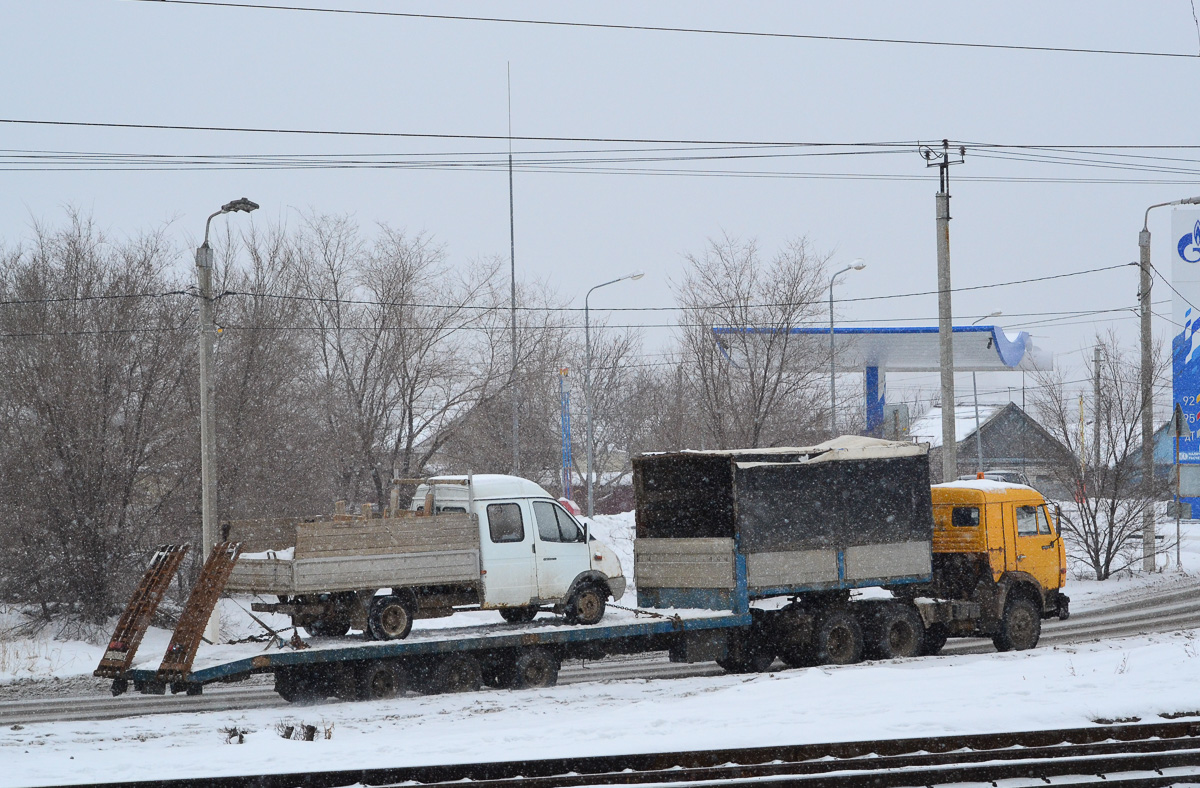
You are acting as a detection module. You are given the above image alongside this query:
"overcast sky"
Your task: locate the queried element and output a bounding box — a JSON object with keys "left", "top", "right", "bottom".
{"left": 3, "top": 1, "right": 1199, "bottom": 413}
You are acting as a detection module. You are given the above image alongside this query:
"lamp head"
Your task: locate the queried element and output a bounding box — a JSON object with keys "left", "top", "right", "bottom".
{"left": 850, "top": 258, "right": 866, "bottom": 271}
{"left": 627, "top": 270, "right": 645, "bottom": 281}
{"left": 221, "top": 198, "right": 260, "bottom": 214}
{"left": 1182, "top": 196, "right": 1200, "bottom": 205}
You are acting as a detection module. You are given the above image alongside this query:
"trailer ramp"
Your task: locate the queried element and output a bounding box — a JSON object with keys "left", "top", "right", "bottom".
{"left": 155, "top": 541, "right": 241, "bottom": 690}
{"left": 94, "top": 544, "right": 190, "bottom": 689}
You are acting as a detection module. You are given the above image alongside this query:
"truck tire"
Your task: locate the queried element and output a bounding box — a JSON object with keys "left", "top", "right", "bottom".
{"left": 864, "top": 604, "right": 924, "bottom": 660}
{"left": 354, "top": 660, "right": 406, "bottom": 701}
{"left": 368, "top": 595, "right": 415, "bottom": 641}
{"left": 499, "top": 605, "right": 539, "bottom": 624}
{"left": 919, "top": 623, "right": 949, "bottom": 656}
{"left": 813, "top": 610, "right": 863, "bottom": 666}
{"left": 425, "top": 653, "right": 483, "bottom": 694}
{"left": 511, "top": 647, "right": 560, "bottom": 689}
{"left": 993, "top": 597, "right": 1041, "bottom": 652}
{"left": 565, "top": 585, "right": 606, "bottom": 625}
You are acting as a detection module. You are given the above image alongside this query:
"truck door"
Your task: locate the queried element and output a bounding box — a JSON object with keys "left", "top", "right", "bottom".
{"left": 478, "top": 501, "right": 538, "bottom": 606}
{"left": 532, "top": 500, "right": 590, "bottom": 600}
{"left": 1012, "top": 502, "right": 1060, "bottom": 591}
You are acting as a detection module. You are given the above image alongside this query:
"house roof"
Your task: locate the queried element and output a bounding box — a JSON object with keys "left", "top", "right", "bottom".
{"left": 908, "top": 404, "right": 1005, "bottom": 448}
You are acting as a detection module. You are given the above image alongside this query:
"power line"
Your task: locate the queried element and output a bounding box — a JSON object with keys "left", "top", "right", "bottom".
{"left": 134, "top": 1, "right": 1200, "bottom": 60}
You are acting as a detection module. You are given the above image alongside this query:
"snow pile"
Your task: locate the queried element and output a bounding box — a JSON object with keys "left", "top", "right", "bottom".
{"left": 909, "top": 404, "right": 1003, "bottom": 447}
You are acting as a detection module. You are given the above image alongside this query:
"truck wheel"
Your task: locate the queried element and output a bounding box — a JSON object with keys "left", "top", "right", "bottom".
{"left": 565, "top": 585, "right": 606, "bottom": 625}
{"left": 993, "top": 597, "right": 1041, "bottom": 652}
{"left": 813, "top": 610, "right": 863, "bottom": 666}
{"left": 368, "top": 595, "right": 414, "bottom": 641}
{"left": 511, "top": 648, "right": 560, "bottom": 689}
{"left": 427, "top": 653, "right": 483, "bottom": 694}
{"left": 865, "top": 605, "right": 924, "bottom": 660}
{"left": 499, "top": 606, "right": 539, "bottom": 624}
{"left": 355, "top": 660, "right": 406, "bottom": 701}
{"left": 919, "top": 623, "right": 949, "bottom": 656}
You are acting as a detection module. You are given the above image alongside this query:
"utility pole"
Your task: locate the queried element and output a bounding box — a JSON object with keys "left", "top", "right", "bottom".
{"left": 508, "top": 63, "right": 519, "bottom": 475}
{"left": 1093, "top": 345, "right": 1102, "bottom": 487}
{"left": 924, "top": 140, "right": 965, "bottom": 482}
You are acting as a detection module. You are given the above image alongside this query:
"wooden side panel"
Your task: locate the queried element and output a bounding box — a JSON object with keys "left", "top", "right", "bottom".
{"left": 634, "top": 538, "right": 736, "bottom": 590}
{"left": 290, "top": 551, "right": 480, "bottom": 593}
{"left": 294, "top": 513, "right": 479, "bottom": 559}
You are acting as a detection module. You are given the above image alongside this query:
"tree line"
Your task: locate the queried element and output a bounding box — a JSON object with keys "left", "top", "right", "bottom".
{"left": 0, "top": 213, "right": 835, "bottom": 624}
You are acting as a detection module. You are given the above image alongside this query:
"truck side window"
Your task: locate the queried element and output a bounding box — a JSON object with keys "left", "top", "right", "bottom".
{"left": 1016, "top": 505, "right": 1039, "bottom": 536}
{"left": 533, "top": 501, "right": 585, "bottom": 543}
{"left": 487, "top": 503, "right": 525, "bottom": 543}
{"left": 553, "top": 504, "right": 585, "bottom": 543}
{"left": 951, "top": 507, "right": 980, "bottom": 527}
{"left": 1038, "top": 505, "right": 1055, "bottom": 535}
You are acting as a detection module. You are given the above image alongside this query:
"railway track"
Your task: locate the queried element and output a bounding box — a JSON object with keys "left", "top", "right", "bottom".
{"left": 81, "top": 719, "right": 1200, "bottom": 788}
{"left": 4, "top": 580, "right": 1199, "bottom": 724}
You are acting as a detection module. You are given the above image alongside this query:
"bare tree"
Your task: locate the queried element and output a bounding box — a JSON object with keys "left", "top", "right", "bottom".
{"left": 1031, "top": 332, "right": 1170, "bottom": 580}
{"left": 295, "top": 216, "right": 502, "bottom": 504}
{"left": 0, "top": 213, "right": 193, "bottom": 624}
{"left": 675, "top": 235, "right": 830, "bottom": 448}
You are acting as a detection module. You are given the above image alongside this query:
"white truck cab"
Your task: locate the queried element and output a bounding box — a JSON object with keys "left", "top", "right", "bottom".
{"left": 412, "top": 474, "right": 626, "bottom": 624}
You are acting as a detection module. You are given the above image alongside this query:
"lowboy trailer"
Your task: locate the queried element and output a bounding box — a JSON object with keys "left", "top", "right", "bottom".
{"left": 109, "top": 436, "right": 1066, "bottom": 702}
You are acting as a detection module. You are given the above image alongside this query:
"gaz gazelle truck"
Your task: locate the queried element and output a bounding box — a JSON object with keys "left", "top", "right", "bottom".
{"left": 101, "top": 436, "right": 1068, "bottom": 702}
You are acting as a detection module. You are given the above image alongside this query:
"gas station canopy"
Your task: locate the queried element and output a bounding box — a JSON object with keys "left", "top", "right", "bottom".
{"left": 712, "top": 325, "right": 1052, "bottom": 373}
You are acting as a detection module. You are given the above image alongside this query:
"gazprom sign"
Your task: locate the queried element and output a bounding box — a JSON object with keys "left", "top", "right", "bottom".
{"left": 1171, "top": 209, "right": 1200, "bottom": 468}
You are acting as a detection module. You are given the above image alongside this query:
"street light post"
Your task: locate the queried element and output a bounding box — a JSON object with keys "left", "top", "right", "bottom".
{"left": 1139, "top": 196, "right": 1200, "bottom": 572}
{"left": 584, "top": 271, "right": 644, "bottom": 518}
{"left": 197, "top": 198, "right": 258, "bottom": 643}
{"left": 828, "top": 259, "right": 865, "bottom": 436}
{"left": 971, "top": 311, "right": 1002, "bottom": 474}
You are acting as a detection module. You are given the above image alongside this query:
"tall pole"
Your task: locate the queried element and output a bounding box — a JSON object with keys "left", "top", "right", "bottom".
{"left": 196, "top": 198, "right": 258, "bottom": 644}
{"left": 1139, "top": 218, "right": 1154, "bottom": 571}
{"left": 970, "top": 312, "right": 1000, "bottom": 474}
{"left": 828, "top": 260, "right": 864, "bottom": 437}
{"left": 584, "top": 272, "right": 644, "bottom": 517}
{"left": 1093, "top": 345, "right": 1102, "bottom": 487}
{"left": 508, "top": 64, "right": 519, "bottom": 475}
{"left": 925, "top": 140, "right": 964, "bottom": 483}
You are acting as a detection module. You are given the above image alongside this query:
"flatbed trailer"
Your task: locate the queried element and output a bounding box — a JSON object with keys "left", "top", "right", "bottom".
{"left": 123, "top": 608, "right": 752, "bottom": 701}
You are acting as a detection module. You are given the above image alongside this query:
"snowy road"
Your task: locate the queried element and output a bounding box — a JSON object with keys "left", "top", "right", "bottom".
{"left": 5, "top": 574, "right": 1200, "bottom": 725}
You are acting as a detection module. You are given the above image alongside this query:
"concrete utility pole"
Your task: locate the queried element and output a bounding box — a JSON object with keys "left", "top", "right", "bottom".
{"left": 197, "top": 198, "right": 258, "bottom": 643}
{"left": 924, "top": 140, "right": 964, "bottom": 482}
{"left": 508, "top": 63, "right": 519, "bottom": 475}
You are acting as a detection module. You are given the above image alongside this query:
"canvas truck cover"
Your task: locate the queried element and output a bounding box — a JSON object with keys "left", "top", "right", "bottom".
{"left": 634, "top": 438, "right": 933, "bottom": 603}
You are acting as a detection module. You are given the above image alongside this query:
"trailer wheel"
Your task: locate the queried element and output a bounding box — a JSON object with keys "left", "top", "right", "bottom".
{"left": 565, "top": 585, "right": 606, "bottom": 625}
{"left": 426, "top": 653, "right": 483, "bottom": 694}
{"left": 368, "top": 595, "right": 415, "bottom": 640}
{"left": 919, "top": 623, "right": 949, "bottom": 656}
{"left": 993, "top": 597, "right": 1041, "bottom": 652}
{"left": 275, "top": 667, "right": 327, "bottom": 704}
{"left": 511, "top": 648, "right": 560, "bottom": 688}
{"left": 355, "top": 660, "right": 406, "bottom": 701}
{"left": 499, "top": 605, "right": 539, "bottom": 624}
{"left": 813, "top": 610, "right": 863, "bottom": 666}
{"left": 865, "top": 605, "right": 924, "bottom": 660}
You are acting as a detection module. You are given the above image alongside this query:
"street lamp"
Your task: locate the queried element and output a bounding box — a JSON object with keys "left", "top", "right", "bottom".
{"left": 197, "top": 198, "right": 258, "bottom": 642}
{"left": 1138, "top": 196, "right": 1200, "bottom": 571}
{"left": 828, "top": 259, "right": 866, "bottom": 436}
{"left": 971, "top": 311, "right": 1002, "bottom": 473}
{"left": 584, "top": 271, "right": 644, "bottom": 518}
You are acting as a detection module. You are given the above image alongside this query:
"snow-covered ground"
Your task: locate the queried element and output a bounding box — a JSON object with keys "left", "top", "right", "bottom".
{"left": 1, "top": 514, "right": 1199, "bottom": 786}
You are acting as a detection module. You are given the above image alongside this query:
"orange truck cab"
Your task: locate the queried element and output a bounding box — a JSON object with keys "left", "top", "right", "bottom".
{"left": 921, "top": 479, "right": 1069, "bottom": 651}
